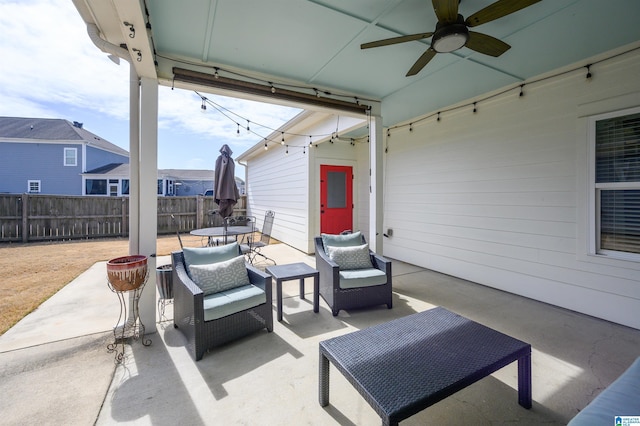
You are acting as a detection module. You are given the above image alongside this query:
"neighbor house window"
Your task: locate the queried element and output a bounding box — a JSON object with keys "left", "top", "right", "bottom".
{"left": 122, "top": 179, "right": 130, "bottom": 195}
{"left": 591, "top": 107, "right": 640, "bottom": 260}
{"left": 64, "top": 147, "right": 77, "bottom": 166}
{"left": 85, "top": 179, "right": 107, "bottom": 195}
{"left": 28, "top": 180, "right": 41, "bottom": 193}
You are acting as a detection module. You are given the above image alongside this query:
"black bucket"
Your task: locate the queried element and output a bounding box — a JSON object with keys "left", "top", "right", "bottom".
{"left": 156, "top": 264, "right": 173, "bottom": 299}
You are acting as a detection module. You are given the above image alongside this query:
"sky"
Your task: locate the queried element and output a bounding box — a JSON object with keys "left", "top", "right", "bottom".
{"left": 0, "top": 0, "right": 301, "bottom": 176}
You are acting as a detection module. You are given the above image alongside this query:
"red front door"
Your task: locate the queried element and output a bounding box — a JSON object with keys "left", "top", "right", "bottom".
{"left": 320, "top": 165, "right": 353, "bottom": 234}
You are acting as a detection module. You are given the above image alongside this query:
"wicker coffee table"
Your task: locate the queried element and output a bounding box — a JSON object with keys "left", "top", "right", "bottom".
{"left": 319, "top": 307, "right": 532, "bottom": 425}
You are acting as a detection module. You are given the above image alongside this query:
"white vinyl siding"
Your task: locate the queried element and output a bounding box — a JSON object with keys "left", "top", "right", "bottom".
{"left": 64, "top": 147, "right": 77, "bottom": 166}
{"left": 382, "top": 50, "right": 640, "bottom": 330}
{"left": 245, "top": 143, "right": 310, "bottom": 252}
{"left": 591, "top": 108, "right": 640, "bottom": 260}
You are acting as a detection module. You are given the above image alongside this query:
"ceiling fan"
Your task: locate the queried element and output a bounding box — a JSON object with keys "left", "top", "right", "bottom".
{"left": 361, "top": 0, "right": 542, "bottom": 76}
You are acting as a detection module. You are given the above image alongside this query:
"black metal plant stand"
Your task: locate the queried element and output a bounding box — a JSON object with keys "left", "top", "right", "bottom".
{"left": 107, "top": 270, "right": 152, "bottom": 363}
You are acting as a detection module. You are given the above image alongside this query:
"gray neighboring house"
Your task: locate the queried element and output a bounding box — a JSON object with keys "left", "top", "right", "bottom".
{"left": 0, "top": 116, "right": 243, "bottom": 197}
{"left": 0, "top": 117, "right": 129, "bottom": 195}
{"left": 83, "top": 164, "right": 217, "bottom": 196}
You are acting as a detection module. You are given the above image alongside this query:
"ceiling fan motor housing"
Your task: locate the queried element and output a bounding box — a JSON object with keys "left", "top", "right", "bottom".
{"left": 432, "top": 16, "right": 469, "bottom": 53}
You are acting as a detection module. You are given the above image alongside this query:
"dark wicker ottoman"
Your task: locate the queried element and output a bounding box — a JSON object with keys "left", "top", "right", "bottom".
{"left": 319, "top": 307, "right": 532, "bottom": 425}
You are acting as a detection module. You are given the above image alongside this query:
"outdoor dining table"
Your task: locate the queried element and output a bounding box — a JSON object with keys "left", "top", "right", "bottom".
{"left": 189, "top": 225, "right": 253, "bottom": 246}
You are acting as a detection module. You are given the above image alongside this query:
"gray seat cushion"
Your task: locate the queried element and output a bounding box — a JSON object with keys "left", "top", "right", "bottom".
{"left": 339, "top": 268, "right": 388, "bottom": 289}
{"left": 321, "top": 231, "right": 362, "bottom": 254}
{"left": 202, "top": 284, "right": 266, "bottom": 321}
{"left": 183, "top": 242, "right": 239, "bottom": 276}
{"left": 568, "top": 357, "right": 640, "bottom": 425}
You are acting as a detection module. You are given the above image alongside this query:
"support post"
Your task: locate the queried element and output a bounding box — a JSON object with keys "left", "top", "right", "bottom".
{"left": 137, "top": 76, "right": 158, "bottom": 334}
{"left": 369, "top": 115, "right": 384, "bottom": 252}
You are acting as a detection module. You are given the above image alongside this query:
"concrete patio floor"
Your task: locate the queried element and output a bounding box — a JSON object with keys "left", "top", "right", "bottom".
{"left": 1, "top": 242, "right": 639, "bottom": 425}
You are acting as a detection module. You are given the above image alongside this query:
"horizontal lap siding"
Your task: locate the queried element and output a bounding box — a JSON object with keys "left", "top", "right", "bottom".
{"left": 383, "top": 51, "right": 640, "bottom": 329}
{"left": 246, "top": 147, "right": 310, "bottom": 252}
{"left": 0, "top": 142, "right": 82, "bottom": 194}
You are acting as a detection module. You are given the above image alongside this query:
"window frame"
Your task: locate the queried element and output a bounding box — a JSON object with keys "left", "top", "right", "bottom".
{"left": 588, "top": 105, "right": 640, "bottom": 262}
{"left": 85, "top": 178, "right": 108, "bottom": 195}
{"left": 64, "top": 147, "right": 77, "bottom": 166}
{"left": 27, "top": 180, "right": 41, "bottom": 193}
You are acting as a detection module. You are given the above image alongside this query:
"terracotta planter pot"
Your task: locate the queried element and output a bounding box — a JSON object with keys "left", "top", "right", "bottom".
{"left": 107, "top": 255, "right": 148, "bottom": 292}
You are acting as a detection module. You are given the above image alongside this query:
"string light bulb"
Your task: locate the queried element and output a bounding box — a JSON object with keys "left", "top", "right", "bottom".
{"left": 585, "top": 64, "right": 592, "bottom": 79}
{"left": 236, "top": 123, "right": 240, "bottom": 137}
{"left": 473, "top": 102, "right": 477, "bottom": 113}
{"left": 213, "top": 67, "right": 219, "bottom": 79}
{"left": 437, "top": 112, "right": 441, "bottom": 122}
{"left": 309, "top": 135, "right": 313, "bottom": 147}
{"left": 246, "top": 120, "right": 251, "bottom": 133}
{"left": 409, "top": 123, "right": 413, "bottom": 132}
{"left": 285, "top": 145, "right": 289, "bottom": 155}
{"left": 264, "top": 139, "right": 268, "bottom": 150}
{"left": 270, "top": 83, "right": 276, "bottom": 93}
{"left": 201, "top": 97, "right": 207, "bottom": 113}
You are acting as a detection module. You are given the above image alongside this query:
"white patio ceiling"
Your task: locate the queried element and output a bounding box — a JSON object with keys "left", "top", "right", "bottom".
{"left": 74, "top": 0, "right": 640, "bottom": 128}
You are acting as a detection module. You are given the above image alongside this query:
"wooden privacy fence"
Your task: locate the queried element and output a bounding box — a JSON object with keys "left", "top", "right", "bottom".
{"left": 0, "top": 194, "right": 246, "bottom": 243}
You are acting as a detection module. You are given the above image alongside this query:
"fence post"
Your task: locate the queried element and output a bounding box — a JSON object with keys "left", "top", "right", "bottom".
{"left": 121, "top": 197, "right": 127, "bottom": 237}
{"left": 196, "top": 196, "right": 203, "bottom": 229}
{"left": 21, "top": 193, "right": 29, "bottom": 243}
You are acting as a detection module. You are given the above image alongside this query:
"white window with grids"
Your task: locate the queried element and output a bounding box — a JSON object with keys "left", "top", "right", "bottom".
{"left": 64, "top": 147, "right": 77, "bottom": 166}
{"left": 28, "top": 180, "right": 41, "bottom": 193}
{"left": 590, "top": 106, "right": 640, "bottom": 261}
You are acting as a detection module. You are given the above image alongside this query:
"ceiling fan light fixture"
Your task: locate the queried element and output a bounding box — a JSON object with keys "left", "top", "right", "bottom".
{"left": 431, "top": 24, "right": 469, "bottom": 53}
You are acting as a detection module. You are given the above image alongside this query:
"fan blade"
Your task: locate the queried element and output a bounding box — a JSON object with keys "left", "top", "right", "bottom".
{"left": 406, "top": 48, "right": 437, "bottom": 76}
{"left": 361, "top": 32, "right": 433, "bottom": 49}
{"left": 432, "top": 0, "right": 460, "bottom": 24}
{"left": 465, "top": 0, "right": 541, "bottom": 27}
{"left": 465, "top": 31, "right": 511, "bottom": 57}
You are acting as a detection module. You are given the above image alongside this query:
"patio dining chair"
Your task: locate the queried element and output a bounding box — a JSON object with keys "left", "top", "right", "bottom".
{"left": 240, "top": 210, "right": 276, "bottom": 265}
{"left": 170, "top": 214, "right": 184, "bottom": 249}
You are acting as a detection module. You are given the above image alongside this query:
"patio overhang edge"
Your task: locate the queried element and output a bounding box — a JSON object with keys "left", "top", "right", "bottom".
{"left": 172, "top": 67, "right": 370, "bottom": 116}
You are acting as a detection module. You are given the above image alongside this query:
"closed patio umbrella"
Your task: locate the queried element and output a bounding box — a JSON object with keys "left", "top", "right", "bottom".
{"left": 214, "top": 144, "right": 239, "bottom": 218}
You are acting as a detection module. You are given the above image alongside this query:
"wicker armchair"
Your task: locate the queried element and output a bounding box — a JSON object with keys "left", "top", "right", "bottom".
{"left": 172, "top": 250, "right": 273, "bottom": 361}
{"left": 314, "top": 233, "right": 392, "bottom": 316}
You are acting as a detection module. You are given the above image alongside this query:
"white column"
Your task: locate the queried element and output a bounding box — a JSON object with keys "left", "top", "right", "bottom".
{"left": 137, "top": 76, "right": 158, "bottom": 333}
{"left": 128, "top": 66, "right": 140, "bottom": 255}
{"left": 369, "top": 114, "right": 384, "bottom": 253}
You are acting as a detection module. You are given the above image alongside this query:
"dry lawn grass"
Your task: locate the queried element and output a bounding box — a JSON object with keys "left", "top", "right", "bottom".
{"left": 0, "top": 233, "right": 207, "bottom": 336}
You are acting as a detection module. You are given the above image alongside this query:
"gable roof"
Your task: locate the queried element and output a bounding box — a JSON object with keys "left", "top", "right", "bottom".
{"left": 85, "top": 163, "right": 127, "bottom": 174}
{"left": 0, "top": 117, "right": 129, "bottom": 156}
{"left": 84, "top": 164, "right": 217, "bottom": 181}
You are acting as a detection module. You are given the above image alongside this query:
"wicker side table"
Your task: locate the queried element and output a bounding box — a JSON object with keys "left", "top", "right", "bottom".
{"left": 266, "top": 262, "right": 319, "bottom": 322}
